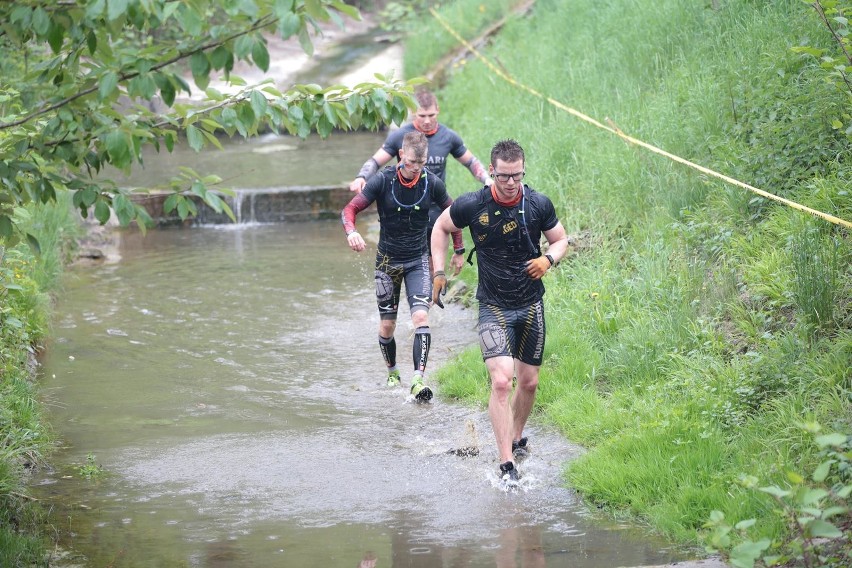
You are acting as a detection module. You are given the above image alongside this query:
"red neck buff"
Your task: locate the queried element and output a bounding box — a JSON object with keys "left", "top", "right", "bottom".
{"left": 491, "top": 184, "right": 522, "bottom": 207}
{"left": 414, "top": 121, "right": 439, "bottom": 136}
{"left": 397, "top": 167, "right": 421, "bottom": 188}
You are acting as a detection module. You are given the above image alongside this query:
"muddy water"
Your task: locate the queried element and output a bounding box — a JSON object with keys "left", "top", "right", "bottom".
{"left": 32, "top": 222, "right": 688, "bottom": 568}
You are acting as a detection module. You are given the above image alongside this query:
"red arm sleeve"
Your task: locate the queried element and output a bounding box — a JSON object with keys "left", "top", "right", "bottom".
{"left": 341, "top": 194, "right": 372, "bottom": 234}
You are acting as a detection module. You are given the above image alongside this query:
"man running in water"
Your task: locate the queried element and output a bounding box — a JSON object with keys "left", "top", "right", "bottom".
{"left": 349, "top": 89, "right": 492, "bottom": 263}
{"left": 430, "top": 139, "right": 569, "bottom": 481}
{"left": 342, "top": 131, "right": 465, "bottom": 400}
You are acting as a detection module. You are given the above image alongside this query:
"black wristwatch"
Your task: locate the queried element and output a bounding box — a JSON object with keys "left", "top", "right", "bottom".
{"left": 545, "top": 254, "right": 555, "bottom": 267}
{"left": 454, "top": 247, "right": 466, "bottom": 255}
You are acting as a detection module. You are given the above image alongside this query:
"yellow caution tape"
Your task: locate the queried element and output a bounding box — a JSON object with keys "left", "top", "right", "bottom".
{"left": 429, "top": 7, "right": 852, "bottom": 230}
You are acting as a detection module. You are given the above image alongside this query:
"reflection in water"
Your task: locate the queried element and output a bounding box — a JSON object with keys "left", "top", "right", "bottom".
{"left": 32, "top": 223, "right": 689, "bottom": 567}
{"left": 358, "top": 551, "right": 378, "bottom": 568}
{"left": 495, "top": 525, "right": 545, "bottom": 568}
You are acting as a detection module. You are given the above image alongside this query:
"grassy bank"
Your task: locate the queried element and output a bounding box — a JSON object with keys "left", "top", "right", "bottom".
{"left": 415, "top": 0, "right": 851, "bottom": 560}
{"left": 0, "top": 198, "right": 81, "bottom": 564}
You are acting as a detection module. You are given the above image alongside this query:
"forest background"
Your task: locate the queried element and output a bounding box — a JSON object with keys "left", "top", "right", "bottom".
{"left": 1, "top": 0, "right": 850, "bottom": 567}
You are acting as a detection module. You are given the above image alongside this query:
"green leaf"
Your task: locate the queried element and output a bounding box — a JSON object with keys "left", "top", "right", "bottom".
{"left": 813, "top": 459, "right": 834, "bottom": 482}
{"left": 822, "top": 505, "right": 848, "bottom": 519}
{"left": 278, "top": 12, "right": 301, "bottom": 39}
{"left": 759, "top": 486, "right": 791, "bottom": 498}
{"left": 786, "top": 471, "right": 804, "bottom": 484}
{"left": 87, "top": 30, "right": 97, "bottom": 55}
{"left": 804, "top": 519, "right": 842, "bottom": 539}
{"left": 298, "top": 26, "right": 314, "bottom": 57}
{"left": 164, "top": 131, "right": 176, "bottom": 153}
{"left": 250, "top": 90, "right": 269, "bottom": 118}
{"left": 26, "top": 233, "right": 41, "bottom": 255}
{"left": 234, "top": 35, "right": 254, "bottom": 59}
{"left": 186, "top": 125, "right": 204, "bottom": 152}
{"left": 190, "top": 51, "right": 211, "bottom": 88}
{"left": 735, "top": 519, "right": 756, "bottom": 530}
{"left": 94, "top": 200, "right": 111, "bottom": 224}
{"left": 104, "top": 130, "right": 131, "bottom": 168}
{"left": 730, "top": 539, "right": 770, "bottom": 568}
{"left": 790, "top": 46, "right": 825, "bottom": 57}
{"left": 304, "top": 0, "right": 326, "bottom": 21}
{"left": 0, "top": 215, "right": 13, "bottom": 238}
{"left": 210, "top": 45, "right": 232, "bottom": 71}
{"left": 107, "top": 0, "right": 129, "bottom": 22}
{"left": 99, "top": 71, "right": 120, "bottom": 100}
{"left": 177, "top": 198, "right": 189, "bottom": 219}
{"left": 112, "top": 194, "right": 134, "bottom": 226}
{"left": 815, "top": 433, "right": 847, "bottom": 448}
{"left": 81, "top": 187, "right": 98, "bottom": 207}
{"left": 317, "top": 115, "right": 333, "bottom": 138}
{"left": 798, "top": 488, "right": 829, "bottom": 506}
{"left": 252, "top": 40, "right": 270, "bottom": 72}
{"left": 159, "top": 78, "right": 176, "bottom": 107}
{"left": 201, "top": 130, "right": 224, "bottom": 151}
{"left": 328, "top": 0, "right": 360, "bottom": 19}
{"left": 32, "top": 7, "right": 50, "bottom": 35}
{"left": 46, "top": 20, "right": 65, "bottom": 53}
{"left": 163, "top": 193, "right": 179, "bottom": 213}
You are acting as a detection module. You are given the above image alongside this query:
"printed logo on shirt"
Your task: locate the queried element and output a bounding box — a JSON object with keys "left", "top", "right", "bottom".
{"left": 502, "top": 220, "right": 518, "bottom": 234}
{"left": 478, "top": 213, "right": 489, "bottom": 226}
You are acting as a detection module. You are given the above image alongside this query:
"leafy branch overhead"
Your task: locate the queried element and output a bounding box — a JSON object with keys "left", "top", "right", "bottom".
{"left": 0, "top": 0, "right": 418, "bottom": 241}
{"left": 792, "top": 0, "right": 852, "bottom": 135}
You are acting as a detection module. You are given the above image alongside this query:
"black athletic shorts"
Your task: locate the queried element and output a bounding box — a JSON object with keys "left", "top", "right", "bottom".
{"left": 375, "top": 251, "right": 431, "bottom": 320}
{"left": 477, "top": 300, "right": 546, "bottom": 366}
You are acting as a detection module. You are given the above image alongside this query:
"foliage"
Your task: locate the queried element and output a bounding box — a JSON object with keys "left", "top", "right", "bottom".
{"left": 432, "top": 0, "right": 852, "bottom": 552}
{"left": 0, "top": 181, "right": 91, "bottom": 561}
{"left": 0, "top": 0, "right": 419, "bottom": 245}
{"left": 399, "top": 0, "right": 529, "bottom": 80}
{"left": 704, "top": 424, "right": 852, "bottom": 568}
{"left": 791, "top": 1, "right": 852, "bottom": 138}
{"left": 376, "top": 0, "right": 430, "bottom": 41}
{"left": 791, "top": 220, "right": 842, "bottom": 332}
{"left": 77, "top": 454, "right": 104, "bottom": 480}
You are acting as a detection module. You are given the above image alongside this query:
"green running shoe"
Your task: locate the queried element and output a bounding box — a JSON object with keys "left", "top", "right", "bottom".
{"left": 410, "top": 376, "right": 433, "bottom": 402}
{"left": 387, "top": 370, "right": 401, "bottom": 387}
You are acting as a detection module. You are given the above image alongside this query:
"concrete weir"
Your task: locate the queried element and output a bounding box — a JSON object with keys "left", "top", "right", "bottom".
{"left": 131, "top": 185, "right": 365, "bottom": 226}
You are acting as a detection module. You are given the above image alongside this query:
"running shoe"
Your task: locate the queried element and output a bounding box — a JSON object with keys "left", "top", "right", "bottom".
{"left": 387, "top": 370, "right": 401, "bottom": 387}
{"left": 512, "top": 437, "right": 529, "bottom": 460}
{"left": 499, "top": 460, "right": 520, "bottom": 483}
{"left": 410, "top": 376, "right": 433, "bottom": 402}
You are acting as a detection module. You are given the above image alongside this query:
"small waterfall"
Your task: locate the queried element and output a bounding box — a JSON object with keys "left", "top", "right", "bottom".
{"left": 135, "top": 185, "right": 358, "bottom": 226}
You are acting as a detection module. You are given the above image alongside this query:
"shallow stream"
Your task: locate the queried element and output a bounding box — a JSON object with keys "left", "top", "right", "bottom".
{"left": 32, "top": 222, "right": 689, "bottom": 567}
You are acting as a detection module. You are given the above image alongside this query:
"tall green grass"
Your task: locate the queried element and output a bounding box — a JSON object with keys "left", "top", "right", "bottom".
{"left": 426, "top": 0, "right": 852, "bottom": 553}
{"left": 402, "top": 0, "right": 532, "bottom": 80}
{"left": 1, "top": 195, "right": 80, "bottom": 563}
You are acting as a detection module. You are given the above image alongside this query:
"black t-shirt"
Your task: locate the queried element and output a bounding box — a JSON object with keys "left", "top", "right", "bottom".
{"left": 361, "top": 166, "right": 451, "bottom": 261}
{"left": 381, "top": 123, "right": 468, "bottom": 182}
{"left": 382, "top": 123, "right": 469, "bottom": 226}
{"left": 449, "top": 185, "right": 559, "bottom": 308}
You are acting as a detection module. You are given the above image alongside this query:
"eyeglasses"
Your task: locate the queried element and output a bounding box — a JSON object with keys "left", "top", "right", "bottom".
{"left": 493, "top": 171, "right": 525, "bottom": 183}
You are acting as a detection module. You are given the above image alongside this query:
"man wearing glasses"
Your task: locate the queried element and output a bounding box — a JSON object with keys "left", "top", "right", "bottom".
{"left": 430, "top": 139, "right": 569, "bottom": 483}
{"left": 342, "top": 131, "right": 465, "bottom": 401}
{"left": 348, "top": 89, "right": 492, "bottom": 263}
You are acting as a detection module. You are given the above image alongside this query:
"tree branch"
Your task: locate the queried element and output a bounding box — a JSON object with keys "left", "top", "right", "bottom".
{"left": 0, "top": 14, "right": 278, "bottom": 131}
